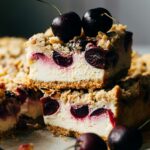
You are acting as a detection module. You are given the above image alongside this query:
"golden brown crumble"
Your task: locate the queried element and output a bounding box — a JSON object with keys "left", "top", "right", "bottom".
{"left": 0, "top": 37, "right": 28, "bottom": 90}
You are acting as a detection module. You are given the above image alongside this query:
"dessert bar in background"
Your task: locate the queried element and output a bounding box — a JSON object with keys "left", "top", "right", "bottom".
{"left": 0, "top": 37, "right": 44, "bottom": 132}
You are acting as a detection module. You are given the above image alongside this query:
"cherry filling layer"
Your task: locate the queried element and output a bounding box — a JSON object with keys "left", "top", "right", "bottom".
{"left": 30, "top": 51, "right": 73, "bottom": 68}
{"left": 30, "top": 45, "right": 119, "bottom": 70}
{"left": 41, "top": 98, "right": 116, "bottom": 127}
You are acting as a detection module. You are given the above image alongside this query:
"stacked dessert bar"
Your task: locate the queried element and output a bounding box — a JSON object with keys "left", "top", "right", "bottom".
{"left": 0, "top": 8, "right": 149, "bottom": 141}
{"left": 25, "top": 19, "right": 150, "bottom": 139}
{"left": 0, "top": 37, "right": 43, "bottom": 134}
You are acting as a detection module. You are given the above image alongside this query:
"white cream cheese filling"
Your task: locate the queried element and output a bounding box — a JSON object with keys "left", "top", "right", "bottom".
{"left": 27, "top": 50, "right": 130, "bottom": 83}
{"left": 44, "top": 102, "right": 116, "bottom": 138}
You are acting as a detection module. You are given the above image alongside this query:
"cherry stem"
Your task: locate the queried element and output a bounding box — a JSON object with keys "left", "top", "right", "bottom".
{"left": 138, "top": 119, "right": 150, "bottom": 130}
{"left": 101, "top": 13, "right": 119, "bottom": 24}
{"left": 37, "top": 0, "right": 62, "bottom": 15}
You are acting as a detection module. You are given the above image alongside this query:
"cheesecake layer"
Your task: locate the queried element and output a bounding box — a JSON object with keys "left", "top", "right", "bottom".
{"left": 41, "top": 87, "right": 118, "bottom": 139}
{"left": 26, "top": 24, "right": 132, "bottom": 90}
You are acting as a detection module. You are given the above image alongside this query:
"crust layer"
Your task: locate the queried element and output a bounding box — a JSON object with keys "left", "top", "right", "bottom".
{"left": 26, "top": 68, "right": 128, "bottom": 90}
{"left": 47, "top": 125, "right": 108, "bottom": 141}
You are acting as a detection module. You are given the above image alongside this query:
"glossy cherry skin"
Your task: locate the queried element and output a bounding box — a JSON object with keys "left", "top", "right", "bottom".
{"left": 70, "top": 105, "right": 89, "bottom": 119}
{"left": 108, "top": 126, "right": 143, "bottom": 150}
{"left": 75, "top": 133, "right": 107, "bottom": 150}
{"left": 53, "top": 51, "right": 73, "bottom": 67}
{"left": 82, "top": 8, "right": 113, "bottom": 36}
{"left": 51, "top": 12, "right": 82, "bottom": 43}
{"left": 90, "top": 108, "right": 107, "bottom": 117}
{"left": 41, "top": 97, "right": 59, "bottom": 116}
{"left": 85, "top": 47, "right": 119, "bottom": 69}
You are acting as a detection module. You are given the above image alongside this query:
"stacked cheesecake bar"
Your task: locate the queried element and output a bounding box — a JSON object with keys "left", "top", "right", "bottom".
{"left": 25, "top": 22, "right": 150, "bottom": 140}
{"left": 26, "top": 24, "right": 131, "bottom": 90}
{"left": 0, "top": 37, "right": 44, "bottom": 134}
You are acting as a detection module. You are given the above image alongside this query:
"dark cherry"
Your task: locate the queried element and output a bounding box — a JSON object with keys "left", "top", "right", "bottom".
{"left": 124, "top": 31, "right": 133, "bottom": 51}
{"left": 108, "top": 126, "right": 143, "bottom": 150}
{"left": 85, "top": 47, "right": 106, "bottom": 69}
{"left": 82, "top": 8, "right": 113, "bottom": 36}
{"left": 51, "top": 12, "right": 82, "bottom": 43}
{"left": 41, "top": 96, "right": 59, "bottom": 116}
{"left": 53, "top": 51, "right": 73, "bottom": 67}
{"left": 90, "top": 108, "right": 107, "bottom": 117}
{"left": 75, "top": 133, "right": 107, "bottom": 150}
{"left": 85, "top": 47, "right": 119, "bottom": 69}
{"left": 70, "top": 105, "right": 89, "bottom": 119}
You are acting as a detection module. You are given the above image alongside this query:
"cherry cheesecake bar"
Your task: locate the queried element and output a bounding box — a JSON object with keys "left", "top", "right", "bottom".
{"left": 40, "top": 54, "right": 150, "bottom": 140}
{"left": 26, "top": 24, "right": 133, "bottom": 90}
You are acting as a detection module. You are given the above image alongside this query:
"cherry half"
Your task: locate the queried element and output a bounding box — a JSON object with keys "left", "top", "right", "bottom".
{"left": 75, "top": 133, "right": 107, "bottom": 150}
{"left": 85, "top": 47, "right": 119, "bottom": 69}
{"left": 82, "top": 7, "right": 113, "bottom": 36}
{"left": 108, "top": 126, "right": 143, "bottom": 150}
{"left": 40, "top": 96, "right": 59, "bottom": 116}
{"left": 70, "top": 105, "right": 89, "bottom": 119}
{"left": 53, "top": 51, "right": 73, "bottom": 67}
{"left": 90, "top": 108, "right": 107, "bottom": 117}
{"left": 51, "top": 12, "right": 82, "bottom": 43}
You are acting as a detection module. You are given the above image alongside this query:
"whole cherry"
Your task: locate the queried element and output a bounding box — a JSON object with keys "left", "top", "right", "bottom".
{"left": 108, "top": 126, "right": 143, "bottom": 150}
{"left": 75, "top": 133, "right": 107, "bottom": 150}
{"left": 51, "top": 12, "right": 82, "bottom": 43}
{"left": 82, "top": 8, "right": 113, "bottom": 36}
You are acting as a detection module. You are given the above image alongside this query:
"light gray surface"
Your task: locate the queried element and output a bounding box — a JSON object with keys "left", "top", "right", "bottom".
{"left": 0, "top": 129, "right": 150, "bottom": 150}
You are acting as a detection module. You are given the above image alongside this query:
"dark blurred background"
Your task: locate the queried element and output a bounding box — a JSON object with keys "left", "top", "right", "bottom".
{"left": 0, "top": 0, "right": 150, "bottom": 50}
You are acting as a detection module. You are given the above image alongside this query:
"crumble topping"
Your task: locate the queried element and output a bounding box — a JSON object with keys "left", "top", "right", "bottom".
{"left": 0, "top": 37, "right": 28, "bottom": 91}
{"left": 0, "top": 37, "right": 26, "bottom": 58}
{"left": 43, "top": 86, "right": 119, "bottom": 105}
{"left": 109, "top": 24, "right": 127, "bottom": 33}
{"left": 26, "top": 24, "right": 127, "bottom": 55}
{"left": 125, "top": 53, "right": 150, "bottom": 78}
